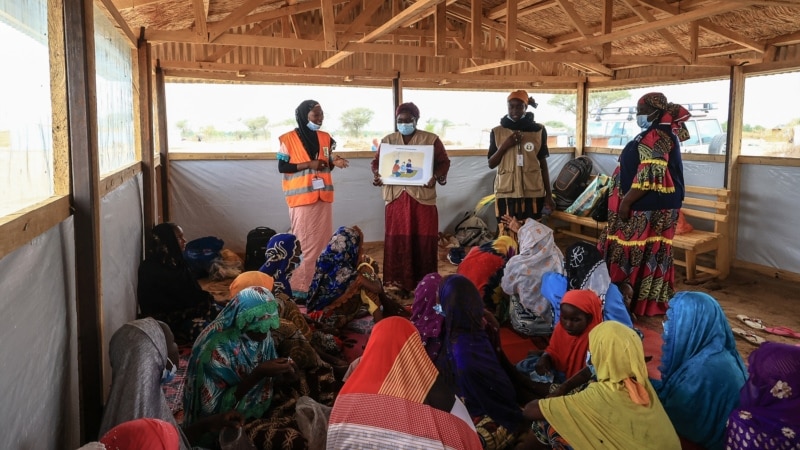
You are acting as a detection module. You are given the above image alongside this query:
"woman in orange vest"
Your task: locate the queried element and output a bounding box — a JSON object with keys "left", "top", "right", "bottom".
{"left": 278, "top": 100, "right": 349, "bottom": 301}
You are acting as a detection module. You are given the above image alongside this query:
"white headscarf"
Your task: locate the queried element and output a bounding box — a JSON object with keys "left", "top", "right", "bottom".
{"left": 501, "top": 220, "right": 565, "bottom": 315}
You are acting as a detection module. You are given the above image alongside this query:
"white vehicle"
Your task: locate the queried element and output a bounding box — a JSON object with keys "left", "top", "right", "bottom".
{"left": 586, "top": 102, "right": 727, "bottom": 154}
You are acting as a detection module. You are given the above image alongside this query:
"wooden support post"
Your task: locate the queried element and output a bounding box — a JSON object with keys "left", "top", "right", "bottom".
{"left": 575, "top": 80, "right": 587, "bottom": 156}
{"left": 392, "top": 73, "right": 402, "bottom": 130}
{"left": 62, "top": 0, "right": 104, "bottom": 440}
{"left": 155, "top": 64, "right": 171, "bottom": 222}
{"left": 138, "top": 35, "right": 156, "bottom": 241}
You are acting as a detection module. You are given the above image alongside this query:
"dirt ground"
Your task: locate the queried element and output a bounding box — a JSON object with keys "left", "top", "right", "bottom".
{"left": 362, "top": 235, "right": 800, "bottom": 363}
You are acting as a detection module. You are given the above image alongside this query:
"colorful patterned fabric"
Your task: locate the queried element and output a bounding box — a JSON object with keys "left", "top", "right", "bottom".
{"left": 531, "top": 419, "right": 573, "bottom": 450}
{"left": 440, "top": 275, "right": 525, "bottom": 432}
{"left": 501, "top": 219, "right": 564, "bottom": 316}
{"left": 411, "top": 272, "right": 445, "bottom": 362}
{"left": 183, "top": 287, "right": 280, "bottom": 426}
{"left": 100, "top": 418, "right": 180, "bottom": 450}
{"left": 725, "top": 342, "right": 800, "bottom": 450}
{"left": 539, "top": 322, "right": 680, "bottom": 450}
{"left": 652, "top": 291, "right": 747, "bottom": 450}
{"left": 259, "top": 233, "right": 300, "bottom": 296}
{"left": 307, "top": 226, "right": 362, "bottom": 312}
{"left": 599, "top": 166, "right": 678, "bottom": 316}
{"left": 458, "top": 236, "right": 517, "bottom": 315}
{"left": 328, "top": 317, "right": 482, "bottom": 449}
{"left": 544, "top": 289, "right": 604, "bottom": 378}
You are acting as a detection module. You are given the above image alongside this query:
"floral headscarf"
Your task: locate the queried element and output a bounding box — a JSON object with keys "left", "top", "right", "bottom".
{"left": 638, "top": 92, "right": 691, "bottom": 142}
{"left": 410, "top": 273, "right": 444, "bottom": 361}
{"left": 259, "top": 233, "right": 300, "bottom": 296}
{"left": 725, "top": 342, "right": 800, "bottom": 449}
{"left": 183, "top": 286, "right": 280, "bottom": 426}
{"left": 307, "top": 226, "right": 363, "bottom": 312}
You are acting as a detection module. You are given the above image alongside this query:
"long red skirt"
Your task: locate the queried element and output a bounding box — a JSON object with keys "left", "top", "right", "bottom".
{"left": 598, "top": 175, "right": 677, "bottom": 316}
{"left": 383, "top": 191, "right": 439, "bottom": 292}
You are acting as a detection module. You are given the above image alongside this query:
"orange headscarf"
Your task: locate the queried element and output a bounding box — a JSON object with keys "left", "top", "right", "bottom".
{"left": 100, "top": 418, "right": 180, "bottom": 450}
{"left": 507, "top": 89, "right": 529, "bottom": 105}
{"left": 545, "top": 289, "right": 604, "bottom": 378}
{"left": 229, "top": 271, "right": 274, "bottom": 298}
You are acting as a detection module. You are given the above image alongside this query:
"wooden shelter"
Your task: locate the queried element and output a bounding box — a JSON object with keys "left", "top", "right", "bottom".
{"left": 2, "top": 0, "right": 800, "bottom": 448}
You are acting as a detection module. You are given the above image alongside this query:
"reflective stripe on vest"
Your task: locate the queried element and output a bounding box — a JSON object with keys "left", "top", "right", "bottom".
{"left": 279, "top": 130, "right": 334, "bottom": 207}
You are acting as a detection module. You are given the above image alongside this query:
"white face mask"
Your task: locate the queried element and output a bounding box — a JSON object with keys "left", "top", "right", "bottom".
{"left": 160, "top": 358, "right": 177, "bottom": 384}
{"left": 637, "top": 114, "right": 653, "bottom": 129}
{"left": 306, "top": 121, "right": 321, "bottom": 131}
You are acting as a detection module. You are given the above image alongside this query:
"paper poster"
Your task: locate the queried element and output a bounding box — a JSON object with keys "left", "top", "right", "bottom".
{"left": 377, "top": 144, "right": 434, "bottom": 186}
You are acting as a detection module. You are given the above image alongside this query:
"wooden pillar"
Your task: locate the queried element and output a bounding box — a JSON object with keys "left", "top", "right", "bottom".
{"left": 62, "top": 0, "right": 104, "bottom": 440}
{"left": 575, "top": 80, "right": 587, "bottom": 156}
{"left": 724, "top": 65, "right": 745, "bottom": 276}
{"left": 155, "top": 64, "right": 171, "bottom": 222}
{"left": 392, "top": 73, "right": 402, "bottom": 130}
{"left": 138, "top": 35, "right": 156, "bottom": 239}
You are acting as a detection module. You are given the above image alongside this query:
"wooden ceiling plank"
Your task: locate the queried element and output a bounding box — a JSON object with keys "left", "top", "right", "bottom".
{"left": 435, "top": 1, "right": 446, "bottom": 56}
{"left": 97, "top": 0, "right": 137, "bottom": 45}
{"left": 457, "top": 59, "right": 523, "bottom": 74}
{"left": 602, "top": 0, "right": 613, "bottom": 60}
{"left": 690, "top": 20, "right": 699, "bottom": 64}
{"left": 282, "top": 16, "right": 293, "bottom": 63}
{"left": 471, "top": 0, "right": 481, "bottom": 58}
{"left": 767, "top": 30, "right": 800, "bottom": 46}
{"left": 192, "top": 0, "right": 207, "bottom": 40}
{"left": 518, "top": 0, "right": 558, "bottom": 19}
{"left": 449, "top": 4, "right": 552, "bottom": 50}
{"left": 336, "top": 0, "right": 384, "bottom": 48}
{"left": 698, "top": 19, "right": 764, "bottom": 53}
{"left": 555, "top": 0, "right": 593, "bottom": 37}
{"left": 505, "top": 0, "right": 516, "bottom": 60}
{"left": 334, "top": 0, "right": 362, "bottom": 22}
{"left": 487, "top": 0, "right": 549, "bottom": 21}
{"left": 110, "top": 0, "right": 165, "bottom": 10}
{"left": 551, "top": 1, "right": 748, "bottom": 53}
{"left": 321, "top": 0, "right": 337, "bottom": 50}
{"left": 208, "top": 0, "right": 267, "bottom": 42}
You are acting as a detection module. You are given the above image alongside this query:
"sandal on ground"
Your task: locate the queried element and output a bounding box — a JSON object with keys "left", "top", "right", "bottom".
{"left": 764, "top": 326, "right": 800, "bottom": 339}
{"left": 731, "top": 327, "right": 766, "bottom": 346}
{"left": 736, "top": 314, "right": 766, "bottom": 330}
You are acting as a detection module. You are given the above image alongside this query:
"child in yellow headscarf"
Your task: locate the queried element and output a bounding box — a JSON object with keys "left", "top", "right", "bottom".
{"left": 517, "top": 321, "right": 679, "bottom": 450}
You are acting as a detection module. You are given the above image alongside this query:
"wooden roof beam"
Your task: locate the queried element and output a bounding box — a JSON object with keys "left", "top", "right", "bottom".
{"left": 458, "top": 59, "right": 524, "bottom": 74}
{"left": 435, "top": 2, "right": 446, "bottom": 56}
{"left": 621, "top": 0, "right": 690, "bottom": 62}
{"left": 505, "top": 0, "right": 516, "bottom": 60}
{"left": 487, "top": 0, "right": 554, "bottom": 21}
{"left": 208, "top": 0, "right": 267, "bottom": 42}
{"left": 192, "top": 0, "right": 208, "bottom": 40}
{"left": 97, "top": 0, "right": 137, "bottom": 45}
{"left": 321, "top": 0, "right": 337, "bottom": 50}
{"left": 470, "top": 0, "right": 482, "bottom": 58}
{"left": 551, "top": 1, "right": 748, "bottom": 52}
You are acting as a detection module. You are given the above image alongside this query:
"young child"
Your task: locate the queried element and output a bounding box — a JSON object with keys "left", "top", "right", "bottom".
{"left": 617, "top": 281, "right": 636, "bottom": 322}
{"left": 516, "top": 289, "right": 603, "bottom": 396}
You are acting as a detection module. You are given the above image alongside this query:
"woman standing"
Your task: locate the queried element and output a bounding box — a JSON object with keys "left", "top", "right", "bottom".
{"left": 598, "top": 92, "right": 690, "bottom": 316}
{"left": 488, "top": 90, "right": 555, "bottom": 232}
{"left": 371, "top": 102, "right": 450, "bottom": 295}
{"left": 278, "top": 100, "right": 349, "bottom": 301}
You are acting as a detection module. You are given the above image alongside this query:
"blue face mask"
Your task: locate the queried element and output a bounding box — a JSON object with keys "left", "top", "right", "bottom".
{"left": 585, "top": 351, "right": 597, "bottom": 379}
{"left": 432, "top": 304, "right": 445, "bottom": 317}
{"left": 637, "top": 114, "right": 652, "bottom": 129}
{"left": 161, "top": 358, "right": 176, "bottom": 384}
{"left": 397, "top": 123, "right": 416, "bottom": 136}
{"left": 307, "top": 121, "right": 321, "bottom": 131}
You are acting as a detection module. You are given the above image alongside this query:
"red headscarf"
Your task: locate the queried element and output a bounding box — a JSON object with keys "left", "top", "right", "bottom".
{"left": 395, "top": 102, "right": 420, "bottom": 119}
{"left": 545, "top": 289, "right": 604, "bottom": 378}
{"left": 100, "top": 418, "right": 180, "bottom": 450}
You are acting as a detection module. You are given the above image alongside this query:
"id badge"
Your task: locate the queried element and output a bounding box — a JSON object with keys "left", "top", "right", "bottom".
{"left": 312, "top": 177, "right": 325, "bottom": 190}
{"left": 516, "top": 154, "right": 524, "bottom": 167}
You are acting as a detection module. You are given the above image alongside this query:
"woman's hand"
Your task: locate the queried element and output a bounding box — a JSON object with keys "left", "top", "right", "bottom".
{"left": 618, "top": 202, "right": 631, "bottom": 221}
{"left": 333, "top": 155, "right": 349, "bottom": 168}
{"left": 544, "top": 195, "right": 556, "bottom": 214}
{"left": 423, "top": 176, "right": 436, "bottom": 188}
{"left": 372, "top": 173, "right": 383, "bottom": 186}
{"left": 534, "top": 354, "right": 552, "bottom": 375}
{"left": 307, "top": 159, "right": 327, "bottom": 171}
{"left": 207, "top": 411, "right": 244, "bottom": 432}
{"left": 502, "top": 131, "right": 522, "bottom": 151}
{"left": 501, "top": 214, "right": 522, "bottom": 233}
{"left": 255, "top": 358, "right": 296, "bottom": 378}
{"left": 546, "top": 385, "right": 568, "bottom": 398}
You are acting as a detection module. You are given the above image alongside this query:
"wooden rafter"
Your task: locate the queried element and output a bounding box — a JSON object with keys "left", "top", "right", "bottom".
{"left": 97, "top": 0, "right": 137, "bottom": 45}
{"left": 192, "top": 0, "right": 207, "bottom": 39}
{"left": 471, "top": 0, "right": 481, "bottom": 58}
{"left": 458, "top": 59, "right": 524, "bottom": 74}
{"left": 487, "top": 0, "right": 550, "bottom": 21}
{"left": 435, "top": 2, "right": 446, "bottom": 56}
{"left": 601, "top": 0, "right": 612, "bottom": 59}
{"left": 321, "top": 0, "right": 337, "bottom": 50}
{"left": 505, "top": 0, "right": 516, "bottom": 60}
{"left": 208, "top": 0, "right": 265, "bottom": 42}
{"left": 621, "top": 0, "right": 691, "bottom": 62}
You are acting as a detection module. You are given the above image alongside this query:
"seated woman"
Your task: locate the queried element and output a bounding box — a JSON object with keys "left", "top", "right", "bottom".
{"left": 100, "top": 318, "right": 242, "bottom": 450}
{"left": 410, "top": 272, "right": 445, "bottom": 363}
{"left": 137, "top": 222, "right": 218, "bottom": 345}
{"left": 519, "top": 321, "right": 680, "bottom": 450}
{"left": 259, "top": 233, "right": 303, "bottom": 304}
{"left": 439, "top": 274, "right": 527, "bottom": 449}
{"left": 306, "top": 225, "right": 407, "bottom": 361}
{"left": 183, "top": 286, "right": 305, "bottom": 449}
{"left": 725, "top": 342, "right": 800, "bottom": 450}
{"left": 328, "top": 317, "right": 482, "bottom": 449}
{"left": 516, "top": 290, "right": 603, "bottom": 397}
{"left": 456, "top": 235, "right": 517, "bottom": 319}
{"left": 229, "top": 271, "right": 336, "bottom": 405}
{"left": 500, "top": 216, "right": 564, "bottom": 336}
{"left": 653, "top": 291, "right": 748, "bottom": 450}
{"left": 541, "top": 241, "right": 633, "bottom": 329}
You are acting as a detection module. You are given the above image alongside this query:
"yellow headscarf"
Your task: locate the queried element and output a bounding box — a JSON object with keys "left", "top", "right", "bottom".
{"left": 539, "top": 321, "right": 680, "bottom": 449}
{"left": 492, "top": 235, "right": 518, "bottom": 258}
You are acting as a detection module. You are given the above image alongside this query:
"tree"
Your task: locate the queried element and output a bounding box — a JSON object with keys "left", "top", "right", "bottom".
{"left": 242, "top": 116, "right": 270, "bottom": 140}
{"left": 176, "top": 119, "right": 192, "bottom": 139}
{"left": 340, "top": 107, "right": 374, "bottom": 136}
{"left": 437, "top": 119, "right": 454, "bottom": 138}
{"left": 548, "top": 91, "right": 631, "bottom": 115}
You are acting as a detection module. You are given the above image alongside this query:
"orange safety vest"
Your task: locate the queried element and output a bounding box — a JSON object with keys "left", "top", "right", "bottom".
{"left": 279, "top": 130, "right": 334, "bottom": 208}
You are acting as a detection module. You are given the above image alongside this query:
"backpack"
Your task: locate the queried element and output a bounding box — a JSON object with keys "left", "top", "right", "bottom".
{"left": 244, "top": 227, "right": 277, "bottom": 271}
{"left": 552, "top": 156, "right": 593, "bottom": 210}
{"left": 453, "top": 211, "right": 494, "bottom": 247}
{"left": 183, "top": 236, "right": 224, "bottom": 278}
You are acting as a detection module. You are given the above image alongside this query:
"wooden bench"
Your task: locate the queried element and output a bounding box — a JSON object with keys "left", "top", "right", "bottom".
{"left": 548, "top": 185, "right": 731, "bottom": 282}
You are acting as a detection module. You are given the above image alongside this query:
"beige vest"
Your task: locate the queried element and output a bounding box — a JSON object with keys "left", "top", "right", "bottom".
{"left": 380, "top": 130, "right": 440, "bottom": 205}
{"left": 492, "top": 126, "right": 545, "bottom": 198}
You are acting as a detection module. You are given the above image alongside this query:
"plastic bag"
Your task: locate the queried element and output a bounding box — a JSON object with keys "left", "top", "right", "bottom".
{"left": 219, "top": 427, "right": 257, "bottom": 450}
{"left": 676, "top": 209, "right": 694, "bottom": 235}
{"left": 295, "top": 396, "right": 332, "bottom": 450}
{"left": 565, "top": 174, "right": 611, "bottom": 217}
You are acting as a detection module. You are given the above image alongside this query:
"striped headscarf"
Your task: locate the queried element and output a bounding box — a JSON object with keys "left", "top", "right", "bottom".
{"left": 638, "top": 92, "right": 692, "bottom": 142}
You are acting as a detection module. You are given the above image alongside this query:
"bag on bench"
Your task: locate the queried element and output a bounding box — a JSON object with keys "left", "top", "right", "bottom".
{"left": 552, "top": 156, "right": 593, "bottom": 210}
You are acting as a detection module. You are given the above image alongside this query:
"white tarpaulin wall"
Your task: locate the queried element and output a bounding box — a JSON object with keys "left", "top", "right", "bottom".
{"left": 0, "top": 218, "right": 80, "bottom": 449}
{"left": 170, "top": 153, "right": 571, "bottom": 252}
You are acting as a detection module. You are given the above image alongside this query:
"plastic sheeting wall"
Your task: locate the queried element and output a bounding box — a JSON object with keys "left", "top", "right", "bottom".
{"left": 586, "top": 153, "right": 727, "bottom": 187}
{"left": 737, "top": 164, "right": 800, "bottom": 273}
{"left": 0, "top": 218, "right": 80, "bottom": 449}
{"left": 171, "top": 154, "right": 573, "bottom": 251}
{"left": 100, "top": 175, "right": 144, "bottom": 395}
